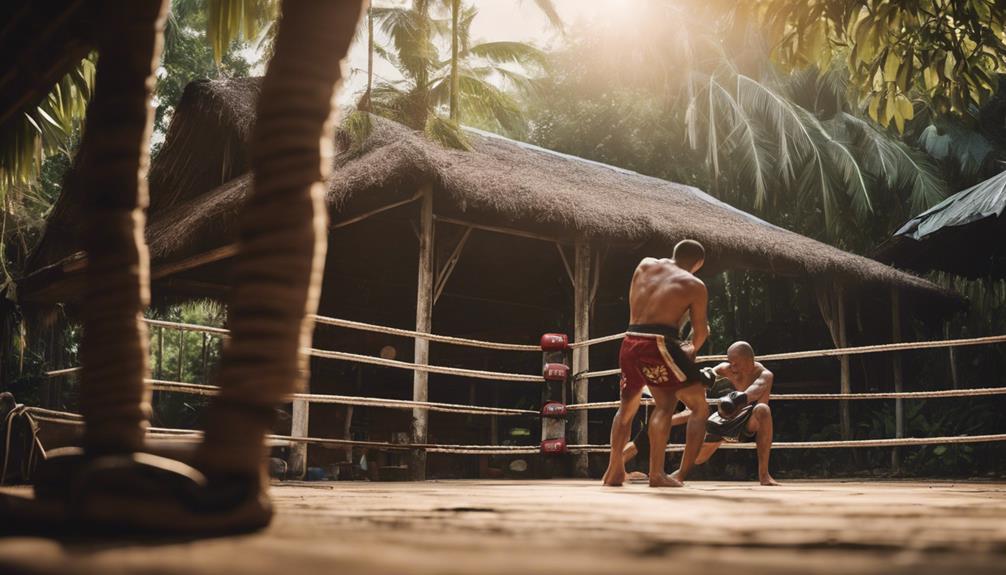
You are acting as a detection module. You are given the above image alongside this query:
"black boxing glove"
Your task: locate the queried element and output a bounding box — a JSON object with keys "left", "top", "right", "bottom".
{"left": 717, "top": 391, "right": 749, "bottom": 418}
{"left": 698, "top": 367, "right": 717, "bottom": 388}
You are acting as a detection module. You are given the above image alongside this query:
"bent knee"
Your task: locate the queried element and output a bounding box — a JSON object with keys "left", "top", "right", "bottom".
{"left": 753, "top": 403, "right": 772, "bottom": 418}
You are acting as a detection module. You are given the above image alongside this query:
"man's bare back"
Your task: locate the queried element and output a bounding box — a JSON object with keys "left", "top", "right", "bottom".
{"left": 629, "top": 258, "right": 708, "bottom": 354}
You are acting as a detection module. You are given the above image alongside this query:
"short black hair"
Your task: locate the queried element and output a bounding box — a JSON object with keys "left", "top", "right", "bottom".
{"left": 673, "top": 239, "right": 705, "bottom": 266}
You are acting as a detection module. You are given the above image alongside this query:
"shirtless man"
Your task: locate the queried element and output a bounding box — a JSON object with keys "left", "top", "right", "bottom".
{"left": 602, "top": 239, "right": 712, "bottom": 487}
{"left": 670, "top": 341, "right": 780, "bottom": 486}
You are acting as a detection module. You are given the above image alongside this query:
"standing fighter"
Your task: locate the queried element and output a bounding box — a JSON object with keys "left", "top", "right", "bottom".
{"left": 602, "top": 240, "right": 712, "bottom": 487}
{"left": 670, "top": 341, "right": 780, "bottom": 486}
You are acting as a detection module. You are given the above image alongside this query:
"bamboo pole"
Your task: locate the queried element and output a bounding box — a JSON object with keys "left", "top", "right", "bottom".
{"left": 411, "top": 184, "right": 435, "bottom": 480}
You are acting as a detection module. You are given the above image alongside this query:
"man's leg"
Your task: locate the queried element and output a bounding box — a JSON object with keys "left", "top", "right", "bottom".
{"left": 695, "top": 441, "right": 721, "bottom": 465}
{"left": 669, "top": 384, "right": 709, "bottom": 483}
{"left": 643, "top": 386, "right": 681, "bottom": 487}
{"left": 748, "top": 403, "right": 780, "bottom": 486}
{"left": 602, "top": 386, "right": 644, "bottom": 486}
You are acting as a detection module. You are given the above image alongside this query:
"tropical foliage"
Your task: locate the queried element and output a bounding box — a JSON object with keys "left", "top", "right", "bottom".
{"left": 744, "top": 0, "right": 1006, "bottom": 129}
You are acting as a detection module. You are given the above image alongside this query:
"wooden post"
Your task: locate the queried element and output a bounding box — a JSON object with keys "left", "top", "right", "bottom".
{"left": 945, "top": 322, "right": 959, "bottom": 389}
{"left": 177, "top": 328, "right": 185, "bottom": 382}
{"left": 836, "top": 286, "right": 851, "bottom": 441}
{"left": 891, "top": 288, "right": 903, "bottom": 473}
{"left": 571, "top": 239, "right": 592, "bottom": 477}
{"left": 156, "top": 326, "right": 164, "bottom": 380}
{"left": 411, "top": 184, "right": 435, "bottom": 480}
{"left": 290, "top": 397, "right": 309, "bottom": 478}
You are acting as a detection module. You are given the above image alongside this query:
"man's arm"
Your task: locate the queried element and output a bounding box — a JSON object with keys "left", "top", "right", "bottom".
{"left": 744, "top": 370, "right": 774, "bottom": 403}
{"left": 689, "top": 281, "right": 709, "bottom": 353}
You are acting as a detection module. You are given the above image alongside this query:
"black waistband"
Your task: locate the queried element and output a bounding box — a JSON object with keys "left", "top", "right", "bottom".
{"left": 627, "top": 323, "right": 681, "bottom": 342}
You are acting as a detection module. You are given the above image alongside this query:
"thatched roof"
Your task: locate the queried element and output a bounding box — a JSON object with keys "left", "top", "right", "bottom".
{"left": 26, "top": 77, "right": 955, "bottom": 304}
{"left": 877, "top": 170, "right": 1006, "bottom": 279}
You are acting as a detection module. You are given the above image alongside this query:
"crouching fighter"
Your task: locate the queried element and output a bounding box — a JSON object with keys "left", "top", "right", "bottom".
{"left": 602, "top": 240, "right": 716, "bottom": 488}
{"left": 671, "top": 341, "right": 780, "bottom": 486}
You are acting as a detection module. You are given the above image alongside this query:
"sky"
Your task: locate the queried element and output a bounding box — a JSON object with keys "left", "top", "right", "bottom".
{"left": 335, "top": 0, "right": 634, "bottom": 106}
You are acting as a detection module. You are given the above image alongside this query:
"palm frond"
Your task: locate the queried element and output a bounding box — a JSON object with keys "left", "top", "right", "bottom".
{"left": 839, "top": 113, "right": 947, "bottom": 213}
{"left": 0, "top": 55, "right": 94, "bottom": 204}
{"left": 465, "top": 42, "right": 547, "bottom": 67}
{"left": 206, "top": 0, "right": 277, "bottom": 64}
{"left": 425, "top": 114, "right": 470, "bottom": 149}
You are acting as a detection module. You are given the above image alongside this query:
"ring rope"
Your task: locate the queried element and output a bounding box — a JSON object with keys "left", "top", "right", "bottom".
{"left": 306, "top": 348, "right": 543, "bottom": 382}
{"left": 577, "top": 333, "right": 1006, "bottom": 380}
{"left": 568, "top": 333, "right": 625, "bottom": 349}
{"left": 310, "top": 315, "right": 540, "bottom": 352}
{"left": 565, "top": 386, "right": 1006, "bottom": 410}
{"left": 27, "top": 409, "right": 1006, "bottom": 453}
{"left": 142, "top": 317, "right": 540, "bottom": 352}
{"left": 46, "top": 351, "right": 545, "bottom": 384}
{"left": 149, "top": 380, "right": 538, "bottom": 416}
{"left": 570, "top": 434, "right": 1006, "bottom": 452}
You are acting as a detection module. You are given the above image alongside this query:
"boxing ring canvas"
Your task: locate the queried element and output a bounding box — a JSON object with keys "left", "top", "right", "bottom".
{"left": 2, "top": 479, "right": 1005, "bottom": 574}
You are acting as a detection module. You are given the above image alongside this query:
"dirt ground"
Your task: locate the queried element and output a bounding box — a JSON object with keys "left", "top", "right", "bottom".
{"left": 1, "top": 479, "right": 1005, "bottom": 574}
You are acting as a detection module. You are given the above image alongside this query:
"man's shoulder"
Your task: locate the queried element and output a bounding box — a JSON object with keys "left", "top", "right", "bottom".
{"left": 755, "top": 363, "right": 773, "bottom": 379}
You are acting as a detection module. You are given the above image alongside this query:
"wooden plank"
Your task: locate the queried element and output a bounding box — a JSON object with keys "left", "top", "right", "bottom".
{"left": 571, "top": 239, "right": 592, "bottom": 477}
{"left": 411, "top": 184, "right": 435, "bottom": 480}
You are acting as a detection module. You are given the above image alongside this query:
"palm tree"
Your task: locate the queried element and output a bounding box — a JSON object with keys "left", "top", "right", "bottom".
{"left": 561, "top": 0, "right": 945, "bottom": 240}
{"left": 359, "top": 0, "right": 554, "bottom": 147}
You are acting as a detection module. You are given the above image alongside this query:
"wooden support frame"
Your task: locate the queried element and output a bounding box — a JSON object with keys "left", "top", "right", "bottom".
{"left": 411, "top": 184, "right": 435, "bottom": 480}
{"left": 556, "top": 243, "right": 574, "bottom": 287}
{"left": 433, "top": 226, "right": 473, "bottom": 305}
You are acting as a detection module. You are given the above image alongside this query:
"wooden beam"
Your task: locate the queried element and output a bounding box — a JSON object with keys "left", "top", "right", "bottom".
{"left": 433, "top": 227, "right": 472, "bottom": 305}
{"left": 411, "top": 184, "right": 435, "bottom": 480}
{"left": 434, "top": 215, "right": 570, "bottom": 245}
{"left": 571, "top": 239, "right": 592, "bottom": 477}
{"left": 891, "top": 288, "right": 903, "bottom": 473}
{"left": 555, "top": 243, "right": 574, "bottom": 287}
{"left": 330, "top": 192, "right": 423, "bottom": 230}
{"left": 151, "top": 244, "right": 239, "bottom": 280}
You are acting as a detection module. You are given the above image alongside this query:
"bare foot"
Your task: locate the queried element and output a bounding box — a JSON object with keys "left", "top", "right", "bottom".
{"left": 648, "top": 473, "right": 684, "bottom": 488}
{"left": 626, "top": 471, "right": 648, "bottom": 482}
{"left": 603, "top": 467, "right": 625, "bottom": 487}
{"left": 760, "top": 475, "right": 781, "bottom": 486}
{"left": 669, "top": 469, "right": 685, "bottom": 485}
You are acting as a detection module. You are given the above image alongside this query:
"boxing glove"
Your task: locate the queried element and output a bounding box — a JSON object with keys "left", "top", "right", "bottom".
{"left": 717, "top": 391, "right": 749, "bottom": 418}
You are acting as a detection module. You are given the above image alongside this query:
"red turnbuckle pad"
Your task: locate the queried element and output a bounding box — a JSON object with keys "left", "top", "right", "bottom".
{"left": 542, "top": 363, "right": 570, "bottom": 382}
{"left": 541, "top": 402, "right": 568, "bottom": 418}
{"left": 540, "top": 438, "right": 568, "bottom": 454}
{"left": 540, "top": 333, "right": 569, "bottom": 351}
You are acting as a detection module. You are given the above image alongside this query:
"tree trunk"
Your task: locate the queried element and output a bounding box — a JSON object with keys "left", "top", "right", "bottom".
{"left": 78, "top": 0, "right": 168, "bottom": 455}
{"left": 194, "top": 0, "right": 367, "bottom": 477}
{"left": 449, "top": 0, "right": 460, "bottom": 122}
